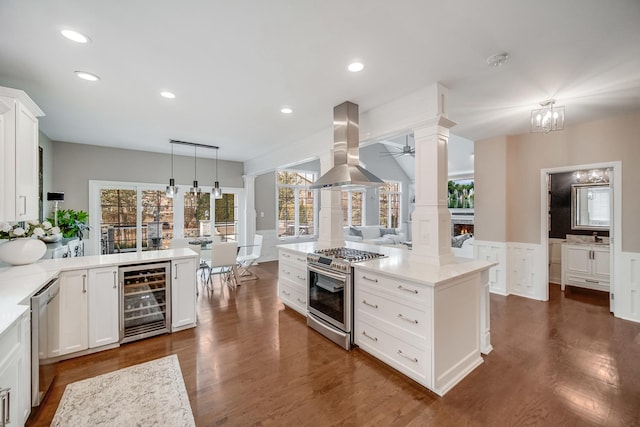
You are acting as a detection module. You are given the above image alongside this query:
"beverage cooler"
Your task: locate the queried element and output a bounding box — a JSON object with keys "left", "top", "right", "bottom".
{"left": 119, "top": 262, "right": 171, "bottom": 343}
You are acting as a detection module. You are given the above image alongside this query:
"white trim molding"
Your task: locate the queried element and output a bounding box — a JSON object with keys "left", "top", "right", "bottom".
{"left": 617, "top": 252, "right": 640, "bottom": 323}
{"left": 474, "top": 240, "right": 508, "bottom": 295}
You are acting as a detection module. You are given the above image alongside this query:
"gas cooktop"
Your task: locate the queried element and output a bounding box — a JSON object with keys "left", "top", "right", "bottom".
{"left": 307, "top": 247, "right": 385, "bottom": 271}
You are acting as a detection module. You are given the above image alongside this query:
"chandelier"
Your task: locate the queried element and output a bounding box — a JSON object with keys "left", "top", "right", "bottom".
{"left": 530, "top": 99, "right": 565, "bottom": 133}
{"left": 167, "top": 139, "right": 220, "bottom": 196}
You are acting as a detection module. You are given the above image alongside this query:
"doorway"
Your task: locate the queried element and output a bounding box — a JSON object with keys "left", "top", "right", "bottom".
{"left": 540, "top": 161, "right": 621, "bottom": 314}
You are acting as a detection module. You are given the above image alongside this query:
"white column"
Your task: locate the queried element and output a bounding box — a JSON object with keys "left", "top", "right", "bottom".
{"left": 317, "top": 151, "right": 345, "bottom": 248}
{"left": 242, "top": 174, "right": 256, "bottom": 247}
{"left": 410, "top": 86, "right": 456, "bottom": 265}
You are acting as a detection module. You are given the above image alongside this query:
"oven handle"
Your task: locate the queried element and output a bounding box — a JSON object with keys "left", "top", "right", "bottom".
{"left": 307, "top": 264, "right": 347, "bottom": 282}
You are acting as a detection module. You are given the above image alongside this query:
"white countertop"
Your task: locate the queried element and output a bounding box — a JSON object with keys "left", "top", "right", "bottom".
{"left": 278, "top": 241, "right": 495, "bottom": 286}
{"left": 0, "top": 248, "right": 197, "bottom": 338}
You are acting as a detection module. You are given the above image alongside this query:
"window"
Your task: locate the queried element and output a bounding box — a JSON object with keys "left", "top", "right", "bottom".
{"left": 277, "top": 170, "right": 317, "bottom": 238}
{"left": 341, "top": 190, "right": 364, "bottom": 227}
{"left": 214, "top": 193, "right": 237, "bottom": 242}
{"left": 183, "top": 192, "right": 210, "bottom": 238}
{"left": 379, "top": 181, "right": 401, "bottom": 228}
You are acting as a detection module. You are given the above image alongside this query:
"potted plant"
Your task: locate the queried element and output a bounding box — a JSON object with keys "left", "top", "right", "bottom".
{"left": 48, "top": 209, "right": 91, "bottom": 240}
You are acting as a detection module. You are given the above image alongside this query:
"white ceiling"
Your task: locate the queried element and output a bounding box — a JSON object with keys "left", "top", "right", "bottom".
{"left": 1, "top": 0, "right": 639, "bottom": 162}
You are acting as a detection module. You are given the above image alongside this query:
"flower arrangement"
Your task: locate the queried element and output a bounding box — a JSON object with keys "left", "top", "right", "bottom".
{"left": 0, "top": 220, "right": 61, "bottom": 240}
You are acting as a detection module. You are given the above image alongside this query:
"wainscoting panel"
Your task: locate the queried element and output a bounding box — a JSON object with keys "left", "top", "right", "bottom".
{"left": 507, "top": 243, "right": 546, "bottom": 301}
{"left": 617, "top": 252, "right": 640, "bottom": 323}
{"left": 474, "top": 240, "right": 508, "bottom": 295}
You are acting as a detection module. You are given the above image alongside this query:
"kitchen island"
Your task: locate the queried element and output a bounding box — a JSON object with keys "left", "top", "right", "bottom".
{"left": 277, "top": 241, "right": 494, "bottom": 396}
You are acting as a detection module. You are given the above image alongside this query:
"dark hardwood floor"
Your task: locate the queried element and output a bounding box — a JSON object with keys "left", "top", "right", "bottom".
{"left": 28, "top": 262, "right": 640, "bottom": 426}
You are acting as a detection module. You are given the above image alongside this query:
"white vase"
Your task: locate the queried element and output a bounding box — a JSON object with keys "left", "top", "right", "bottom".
{"left": 0, "top": 238, "right": 47, "bottom": 266}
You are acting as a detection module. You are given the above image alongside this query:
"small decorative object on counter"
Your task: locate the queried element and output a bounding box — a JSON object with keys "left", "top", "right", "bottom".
{"left": 0, "top": 220, "right": 58, "bottom": 265}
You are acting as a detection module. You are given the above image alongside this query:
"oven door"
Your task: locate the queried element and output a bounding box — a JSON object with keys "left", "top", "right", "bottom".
{"left": 307, "top": 263, "right": 350, "bottom": 332}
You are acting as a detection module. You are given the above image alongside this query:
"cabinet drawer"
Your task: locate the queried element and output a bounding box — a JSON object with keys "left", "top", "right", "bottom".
{"left": 355, "top": 270, "right": 429, "bottom": 306}
{"left": 356, "top": 288, "right": 429, "bottom": 342}
{"left": 565, "top": 274, "right": 610, "bottom": 292}
{"left": 279, "top": 250, "right": 307, "bottom": 267}
{"left": 278, "top": 279, "right": 307, "bottom": 315}
{"left": 279, "top": 261, "right": 307, "bottom": 289}
{"left": 356, "top": 317, "right": 431, "bottom": 384}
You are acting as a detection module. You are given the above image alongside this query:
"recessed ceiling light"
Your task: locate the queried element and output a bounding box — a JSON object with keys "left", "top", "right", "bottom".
{"left": 74, "top": 71, "right": 100, "bottom": 82}
{"left": 160, "top": 91, "right": 176, "bottom": 99}
{"left": 280, "top": 107, "right": 293, "bottom": 114}
{"left": 61, "top": 29, "right": 90, "bottom": 44}
{"left": 348, "top": 61, "right": 364, "bottom": 72}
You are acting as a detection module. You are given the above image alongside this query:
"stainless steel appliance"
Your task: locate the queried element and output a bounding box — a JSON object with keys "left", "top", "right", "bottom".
{"left": 119, "top": 262, "right": 171, "bottom": 343}
{"left": 307, "top": 248, "right": 384, "bottom": 350}
{"left": 31, "top": 277, "right": 59, "bottom": 407}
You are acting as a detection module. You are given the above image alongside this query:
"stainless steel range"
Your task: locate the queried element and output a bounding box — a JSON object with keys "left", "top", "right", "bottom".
{"left": 307, "top": 247, "right": 384, "bottom": 350}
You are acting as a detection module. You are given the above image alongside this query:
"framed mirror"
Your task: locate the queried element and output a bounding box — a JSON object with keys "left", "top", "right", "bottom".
{"left": 571, "top": 183, "right": 610, "bottom": 230}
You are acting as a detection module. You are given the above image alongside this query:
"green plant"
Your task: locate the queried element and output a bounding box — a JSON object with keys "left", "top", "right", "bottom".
{"left": 47, "top": 209, "right": 91, "bottom": 240}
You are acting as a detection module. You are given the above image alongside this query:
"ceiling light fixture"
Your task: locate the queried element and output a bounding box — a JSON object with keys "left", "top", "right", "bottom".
{"left": 190, "top": 144, "right": 200, "bottom": 193}
{"left": 213, "top": 148, "right": 222, "bottom": 199}
{"left": 165, "top": 142, "right": 179, "bottom": 198}
{"left": 348, "top": 61, "right": 364, "bottom": 72}
{"left": 160, "top": 91, "right": 176, "bottom": 99}
{"left": 280, "top": 107, "right": 293, "bottom": 114}
{"left": 531, "top": 99, "right": 565, "bottom": 133}
{"left": 74, "top": 71, "right": 100, "bottom": 82}
{"left": 486, "top": 53, "right": 509, "bottom": 67}
{"left": 168, "top": 139, "right": 220, "bottom": 195}
{"left": 61, "top": 29, "right": 90, "bottom": 43}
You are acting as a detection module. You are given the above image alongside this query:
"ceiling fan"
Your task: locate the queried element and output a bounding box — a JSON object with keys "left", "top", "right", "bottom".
{"left": 380, "top": 135, "right": 415, "bottom": 157}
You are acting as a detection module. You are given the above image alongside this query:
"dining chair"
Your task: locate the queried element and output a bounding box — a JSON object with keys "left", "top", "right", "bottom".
{"left": 206, "top": 241, "right": 239, "bottom": 290}
{"left": 236, "top": 234, "right": 263, "bottom": 281}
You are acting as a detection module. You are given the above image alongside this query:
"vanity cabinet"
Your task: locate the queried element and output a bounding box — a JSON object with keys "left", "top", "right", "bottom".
{"left": 561, "top": 244, "right": 610, "bottom": 292}
{"left": 0, "top": 310, "right": 30, "bottom": 427}
{"left": 0, "top": 86, "right": 44, "bottom": 222}
{"left": 277, "top": 248, "right": 308, "bottom": 315}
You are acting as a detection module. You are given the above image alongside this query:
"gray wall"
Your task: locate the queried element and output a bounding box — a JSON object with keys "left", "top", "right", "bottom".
{"left": 255, "top": 171, "right": 275, "bottom": 230}
{"left": 51, "top": 141, "right": 244, "bottom": 212}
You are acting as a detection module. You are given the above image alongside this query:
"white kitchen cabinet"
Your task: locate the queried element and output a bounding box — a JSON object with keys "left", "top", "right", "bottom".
{"left": 561, "top": 244, "right": 610, "bottom": 292}
{"left": 0, "top": 87, "right": 44, "bottom": 222}
{"left": 88, "top": 267, "right": 119, "bottom": 348}
{"left": 171, "top": 257, "right": 197, "bottom": 331}
{"left": 277, "top": 248, "right": 308, "bottom": 315}
{"left": 57, "top": 269, "right": 89, "bottom": 356}
{"left": 353, "top": 267, "right": 483, "bottom": 396}
{"left": 0, "top": 310, "right": 31, "bottom": 426}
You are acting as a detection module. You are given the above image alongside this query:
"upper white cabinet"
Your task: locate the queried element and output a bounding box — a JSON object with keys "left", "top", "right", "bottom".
{"left": 561, "top": 243, "right": 610, "bottom": 292}
{"left": 0, "top": 86, "right": 45, "bottom": 222}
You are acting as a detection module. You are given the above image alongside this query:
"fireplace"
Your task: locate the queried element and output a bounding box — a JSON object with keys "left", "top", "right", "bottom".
{"left": 453, "top": 223, "right": 474, "bottom": 236}
{"left": 451, "top": 211, "right": 474, "bottom": 237}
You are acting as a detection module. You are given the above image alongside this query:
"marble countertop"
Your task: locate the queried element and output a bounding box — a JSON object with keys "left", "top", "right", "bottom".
{"left": 0, "top": 248, "right": 197, "bottom": 338}
{"left": 278, "top": 241, "right": 495, "bottom": 286}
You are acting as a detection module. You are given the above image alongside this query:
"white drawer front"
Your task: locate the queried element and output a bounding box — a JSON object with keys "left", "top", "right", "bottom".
{"left": 355, "top": 270, "right": 430, "bottom": 306}
{"left": 279, "top": 261, "right": 307, "bottom": 289}
{"left": 278, "top": 279, "right": 307, "bottom": 315}
{"left": 279, "top": 250, "right": 307, "bottom": 267}
{"left": 357, "top": 288, "right": 429, "bottom": 342}
{"left": 565, "top": 274, "right": 610, "bottom": 292}
{"left": 356, "top": 317, "right": 431, "bottom": 385}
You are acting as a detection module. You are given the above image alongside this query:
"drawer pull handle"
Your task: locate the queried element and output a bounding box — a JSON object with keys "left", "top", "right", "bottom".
{"left": 362, "top": 300, "right": 378, "bottom": 309}
{"left": 397, "top": 350, "right": 418, "bottom": 363}
{"left": 282, "top": 253, "right": 291, "bottom": 258}
{"left": 362, "top": 331, "right": 378, "bottom": 342}
{"left": 282, "top": 269, "right": 291, "bottom": 275}
{"left": 397, "top": 285, "right": 418, "bottom": 294}
{"left": 0, "top": 386, "right": 11, "bottom": 425}
{"left": 296, "top": 298, "right": 305, "bottom": 304}
{"left": 585, "top": 279, "right": 599, "bottom": 283}
{"left": 82, "top": 274, "right": 87, "bottom": 293}
{"left": 398, "top": 313, "right": 418, "bottom": 324}
{"left": 362, "top": 275, "right": 378, "bottom": 283}
{"left": 296, "top": 257, "right": 306, "bottom": 262}
{"left": 282, "top": 290, "right": 291, "bottom": 296}
{"left": 296, "top": 275, "right": 306, "bottom": 281}
{"left": 113, "top": 271, "right": 117, "bottom": 288}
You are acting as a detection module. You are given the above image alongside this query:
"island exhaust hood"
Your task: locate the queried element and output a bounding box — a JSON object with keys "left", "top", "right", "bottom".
{"left": 310, "top": 101, "right": 385, "bottom": 189}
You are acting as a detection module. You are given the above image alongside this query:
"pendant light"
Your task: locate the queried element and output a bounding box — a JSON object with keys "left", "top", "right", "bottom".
{"left": 190, "top": 145, "right": 201, "bottom": 193}
{"left": 212, "top": 148, "right": 222, "bottom": 199}
{"left": 166, "top": 143, "right": 179, "bottom": 198}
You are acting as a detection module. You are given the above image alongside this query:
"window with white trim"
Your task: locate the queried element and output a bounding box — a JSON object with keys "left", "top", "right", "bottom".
{"left": 277, "top": 170, "right": 317, "bottom": 238}
{"left": 379, "top": 181, "right": 401, "bottom": 228}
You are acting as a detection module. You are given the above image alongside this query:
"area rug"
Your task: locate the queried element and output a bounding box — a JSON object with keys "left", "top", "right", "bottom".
{"left": 51, "top": 354, "right": 195, "bottom": 426}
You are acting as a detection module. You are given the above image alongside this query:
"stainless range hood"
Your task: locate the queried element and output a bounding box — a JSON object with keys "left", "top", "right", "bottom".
{"left": 310, "top": 101, "right": 385, "bottom": 189}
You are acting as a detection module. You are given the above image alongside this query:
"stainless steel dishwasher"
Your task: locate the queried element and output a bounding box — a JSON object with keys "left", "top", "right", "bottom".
{"left": 30, "top": 277, "right": 59, "bottom": 407}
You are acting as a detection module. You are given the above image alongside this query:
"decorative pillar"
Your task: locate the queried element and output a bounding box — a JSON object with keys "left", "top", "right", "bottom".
{"left": 317, "top": 151, "right": 345, "bottom": 248}
{"left": 410, "top": 85, "right": 456, "bottom": 265}
{"left": 242, "top": 174, "right": 256, "bottom": 247}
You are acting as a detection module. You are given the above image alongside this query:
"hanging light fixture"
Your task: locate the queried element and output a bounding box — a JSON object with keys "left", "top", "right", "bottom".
{"left": 531, "top": 99, "right": 565, "bottom": 133}
{"left": 166, "top": 143, "right": 179, "bottom": 197}
{"left": 212, "top": 148, "right": 222, "bottom": 199}
{"left": 190, "top": 144, "right": 201, "bottom": 193}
